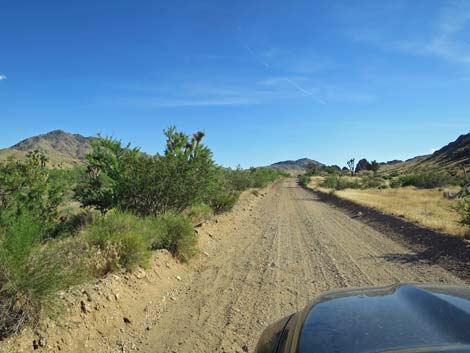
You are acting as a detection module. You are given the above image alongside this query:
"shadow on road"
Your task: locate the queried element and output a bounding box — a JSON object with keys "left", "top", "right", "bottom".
{"left": 377, "top": 249, "right": 443, "bottom": 265}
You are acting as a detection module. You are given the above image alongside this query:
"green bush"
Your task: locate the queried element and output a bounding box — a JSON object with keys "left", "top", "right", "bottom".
{"left": 360, "top": 175, "right": 385, "bottom": 189}
{"left": 151, "top": 213, "right": 197, "bottom": 262}
{"left": 0, "top": 213, "right": 86, "bottom": 338}
{"left": 320, "top": 174, "right": 339, "bottom": 189}
{"left": 398, "top": 173, "right": 458, "bottom": 189}
{"left": 457, "top": 197, "right": 470, "bottom": 237}
{"left": 0, "top": 151, "right": 63, "bottom": 235}
{"left": 224, "top": 167, "right": 286, "bottom": 191}
{"left": 298, "top": 175, "right": 310, "bottom": 187}
{"left": 337, "top": 178, "right": 361, "bottom": 190}
{"left": 390, "top": 178, "right": 402, "bottom": 188}
{"left": 84, "top": 212, "right": 151, "bottom": 273}
{"left": 185, "top": 204, "right": 213, "bottom": 225}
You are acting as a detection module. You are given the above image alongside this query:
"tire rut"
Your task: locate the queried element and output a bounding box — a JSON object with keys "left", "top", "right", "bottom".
{"left": 140, "top": 179, "right": 464, "bottom": 353}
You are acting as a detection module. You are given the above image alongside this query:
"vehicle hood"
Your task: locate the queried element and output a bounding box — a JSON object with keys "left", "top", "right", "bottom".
{"left": 298, "top": 284, "right": 470, "bottom": 353}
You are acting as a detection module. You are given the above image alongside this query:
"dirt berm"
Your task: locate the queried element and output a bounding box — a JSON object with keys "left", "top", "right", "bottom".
{"left": 2, "top": 179, "right": 466, "bottom": 353}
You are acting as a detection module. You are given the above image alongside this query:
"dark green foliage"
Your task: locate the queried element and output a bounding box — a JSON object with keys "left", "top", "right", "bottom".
{"left": 76, "top": 127, "right": 241, "bottom": 216}
{"left": 0, "top": 151, "right": 63, "bottom": 234}
{"left": 370, "top": 160, "right": 380, "bottom": 174}
{"left": 75, "top": 136, "right": 140, "bottom": 214}
{"left": 224, "top": 167, "right": 287, "bottom": 191}
{"left": 323, "top": 166, "right": 341, "bottom": 175}
{"left": 457, "top": 197, "right": 470, "bottom": 236}
{"left": 150, "top": 212, "right": 197, "bottom": 262}
{"left": 390, "top": 178, "right": 402, "bottom": 188}
{"left": 306, "top": 162, "right": 319, "bottom": 176}
{"left": 0, "top": 213, "right": 86, "bottom": 338}
{"left": 360, "top": 174, "right": 386, "bottom": 189}
{"left": 398, "top": 173, "right": 459, "bottom": 189}
{"left": 206, "top": 181, "right": 240, "bottom": 214}
{"left": 298, "top": 175, "right": 310, "bottom": 187}
{"left": 184, "top": 204, "right": 214, "bottom": 225}
{"left": 337, "top": 178, "right": 361, "bottom": 190}
{"left": 84, "top": 212, "right": 152, "bottom": 273}
{"left": 320, "top": 174, "right": 339, "bottom": 189}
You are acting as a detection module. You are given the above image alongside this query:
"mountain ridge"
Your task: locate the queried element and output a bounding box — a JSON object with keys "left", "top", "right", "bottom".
{"left": 0, "top": 130, "right": 93, "bottom": 167}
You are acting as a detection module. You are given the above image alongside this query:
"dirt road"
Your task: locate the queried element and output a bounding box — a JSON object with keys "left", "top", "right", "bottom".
{"left": 141, "top": 179, "right": 463, "bottom": 353}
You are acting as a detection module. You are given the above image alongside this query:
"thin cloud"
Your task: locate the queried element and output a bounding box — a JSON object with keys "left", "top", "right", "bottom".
{"left": 350, "top": 1, "right": 470, "bottom": 64}
{"left": 283, "top": 78, "right": 326, "bottom": 104}
{"left": 0, "top": 74, "right": 6, "bottom": 81}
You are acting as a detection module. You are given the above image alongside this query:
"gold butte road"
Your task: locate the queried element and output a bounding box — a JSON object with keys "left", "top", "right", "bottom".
{"left": 141, "top": 179, "right": 463, "bottom": 353}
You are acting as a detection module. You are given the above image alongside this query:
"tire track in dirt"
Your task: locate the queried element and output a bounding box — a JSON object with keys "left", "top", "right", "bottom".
{"left": 140, "top": 179, "right": 464, "bottom": 353}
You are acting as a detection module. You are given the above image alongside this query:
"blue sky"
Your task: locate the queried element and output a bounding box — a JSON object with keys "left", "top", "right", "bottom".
{"left": 0, "top": 0, "right": 469, "bottom": 168}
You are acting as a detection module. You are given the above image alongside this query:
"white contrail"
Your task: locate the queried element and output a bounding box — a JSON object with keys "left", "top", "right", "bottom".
{"left": 244, "top": 44, "right": 270, "bottom": 68}
{"left": 283, "top": 77, "right": 326, "bottom": 105}
{"left": 0, "top": 74, "right": 6, "bottom": 81}
{"left": 240, "top": 37, "right": 325, "bottom": 104}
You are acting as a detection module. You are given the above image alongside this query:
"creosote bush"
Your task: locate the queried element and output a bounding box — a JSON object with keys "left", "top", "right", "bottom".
{"left": 298, "top": 175, "right": 310, "bottom": 187}
{"left": 84, "top": 212, "right": 152, "bottom": 274}
{"left": 150, "top": 212, "right": 197, "bottom": 263}
{"left": 184, "top": 203, "right": 214, "bottom": 225}
{"left": 0, "top": 213, "right": 86, "bottom": 339}
{"left": 398, "top": 173, "right": 459, "bottom": 189}
{"left": 457, "top": 196, "right": 470, "bottom": 238}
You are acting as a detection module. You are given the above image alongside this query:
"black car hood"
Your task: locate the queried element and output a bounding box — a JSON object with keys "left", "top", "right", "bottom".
{"left": 298, "top": 284, "right": 470, "bottom": 353}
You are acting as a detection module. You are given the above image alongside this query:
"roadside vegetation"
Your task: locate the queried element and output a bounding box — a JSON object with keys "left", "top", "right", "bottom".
{"left": 0, "top": 127, "right": 286, "bottom": 339}
{"left": 298, "top": 159, "right": 470, "bottom": 238}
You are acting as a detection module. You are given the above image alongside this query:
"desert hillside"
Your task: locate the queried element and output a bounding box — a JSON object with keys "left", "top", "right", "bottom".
{"left": 268, "top": 158, "right": 323, "bottom": 173}
{"left": 0, "top": 130, "right": 92, "bottom": 167}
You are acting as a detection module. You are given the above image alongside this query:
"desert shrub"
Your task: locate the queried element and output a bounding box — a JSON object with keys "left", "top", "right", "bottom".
{"left": 360, "top": 175, "right": 385, "bottom": 189}
{"left": 457, "top": 197, "right": 470, "bottom": 237}
{"left": 184, "top": 204, "right": 213, "bottom": 225}
{"left": 77, "top": 128, "right": 285, "bottom": 217}
{"left": 207, "top": 190, "right": 239, "bottom": 214}
{"left": 0, "top": 213, "right": 86, "bottom": 338}
{"left": 150, "top": 213, "right": 196, "bottom": 262}
{"left": 75, "top": 137, "right": 140, "bottom": 214}
{"left": 298, "top": 175, "right": 310, "bottom": 187}
{"left": 76, "top": 128, "right": 224, "bottom": 216}
{"left": 0, "top": 152, "right": 63, "bottom": 234}
{"left": 390, "top": 171, "right": 400, "bottom": 178}
{"left": 224, "top": 167, "right": 286, "bottom": 191}
{"left": 250, "top": 168, "right": 287, "bottom": 188}
{"left": 320, "top": 174, "right": 339, "bottom": 189}
{"left": 390, "top": 178, "right": 402, "bottom": 188}
{"left": 84, "top": 212, "right": 151, "bottom": 273}
{"left": 337, "top": 178, "right": 361, "bottom": 190}
{"left": 398, "top": 173, "right": 457, "bottom": 189}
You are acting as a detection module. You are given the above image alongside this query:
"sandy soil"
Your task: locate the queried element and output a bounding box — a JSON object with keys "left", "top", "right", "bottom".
{"left": 2, "top": 179, "right": 465, "bottom": 353}
{"left": 141, "top": 179, "right": 463, "bottom": 353}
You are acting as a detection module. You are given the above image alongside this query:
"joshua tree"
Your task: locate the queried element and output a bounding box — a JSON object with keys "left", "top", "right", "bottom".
{"left": 347, "top": 158, "right": 355, "bottom": 176}
{"left": 370, "top": 160, "right": 380, "bottom": 174}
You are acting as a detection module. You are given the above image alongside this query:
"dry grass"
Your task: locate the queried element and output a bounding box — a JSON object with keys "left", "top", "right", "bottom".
{"left": 306, "top": 176, "right": 465, "bottom": 236}
{"left": 330, "top": 187, "right": 464, "bottom": 237}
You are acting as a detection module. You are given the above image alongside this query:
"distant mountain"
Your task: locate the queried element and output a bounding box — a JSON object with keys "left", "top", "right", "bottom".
{"left": 380, "top": 132, "right": 470, "bottom": 174}
{"left": 425, "top": 133, "right": 470, "bottom": 167}
{"left": 0, "top": 130, "right": 93, "bottom": 167}
{"left": 269, "top": 158, "right": 323, "bottom": 173}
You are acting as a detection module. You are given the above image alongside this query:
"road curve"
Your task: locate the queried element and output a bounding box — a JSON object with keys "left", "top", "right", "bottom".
{"left": 141, "top": 179, "right": 463, "bottom": 353}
